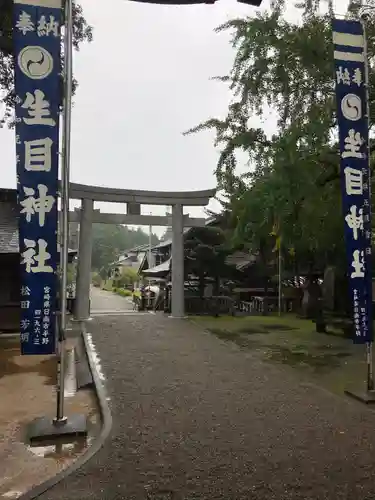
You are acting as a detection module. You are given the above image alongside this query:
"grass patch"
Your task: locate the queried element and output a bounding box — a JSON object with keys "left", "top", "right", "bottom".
{"left": 209, "top": 327, "right": 261, "bottom": 349}
{"left": 235, "top": 326, "right": 268, "bottom": 335}
{"left": 209, "top": 328, "right": 240, "bottom": 340}
{"left": 102, "top": 280, "right": 113, "bottom": 291}
{"left": 114, "top": 288, "right": 132, "bottom": 297}
{"left": 191, "top": 314, "right": 312, "bottom": 336}
{"left": 265, "top": 324, "right": 298, "bottom": 331}
{"left": 266, "top": 344, "right": 351, "bottom": 372}
{"left": 190, "top": 313, "right": 367, "bottom": 397}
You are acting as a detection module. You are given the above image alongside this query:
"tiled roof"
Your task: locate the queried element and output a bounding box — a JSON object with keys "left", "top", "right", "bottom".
{"left": 151, "top": 227, "right": 191, "bottom": 251}
{"left": 142, "top": 258, "right": 171, "bottom": 276}
{"left": 225, "top": 251, "right": 257, "bottom": 270}
{"left": 0, "top": 189, "right": 77, "bottom": 256}
{"left": 0, "top": 196, "right": 19, "bottom": 254}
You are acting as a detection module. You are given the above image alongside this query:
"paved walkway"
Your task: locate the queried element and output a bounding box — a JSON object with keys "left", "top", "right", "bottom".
{"left": 39, "top": 295, "right": 375, "bottom": 499}
{"left": 90, "top": 287, "right": 134, "bottom": 315}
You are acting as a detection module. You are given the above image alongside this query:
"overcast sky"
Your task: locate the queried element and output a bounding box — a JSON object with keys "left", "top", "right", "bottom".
{"left": 1, "top": 0, "right": 348, "bottom": 235}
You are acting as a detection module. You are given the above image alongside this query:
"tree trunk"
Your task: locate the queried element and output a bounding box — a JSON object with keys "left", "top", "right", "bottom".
{"left": 198, "top": 274, "right": 205, "bottom": 299}
{"left": 294, "top": 256, "right": 302, "bottom": 313}
{"left": 315, "top": 299, "right": 326, "bottom": 333}
{"left": 213, "top": 275, "right": 220, "bottom": 296}
{"left": 262, "top": 277, "right": 269, "bottom": 316}
{"left": 259, "top": 240, "right": 269, "bottom": 316}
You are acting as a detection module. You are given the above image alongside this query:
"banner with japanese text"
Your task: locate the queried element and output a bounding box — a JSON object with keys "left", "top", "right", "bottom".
{"left": 14, "top": 0, "right": 62, "bottom": 354}
{"left": 332, "top": 18, "right": 373, "bottom": 344}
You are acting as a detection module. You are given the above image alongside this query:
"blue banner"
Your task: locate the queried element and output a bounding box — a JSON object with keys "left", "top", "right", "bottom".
{"left": 13, "top": 0, "right": 61, "bottom": 354}
{"left": 332, "top": 18, "right": 373, "bottom": 344}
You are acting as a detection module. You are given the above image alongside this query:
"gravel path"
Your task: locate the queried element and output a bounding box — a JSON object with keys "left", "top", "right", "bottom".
{"left": 38, "top": 313, "right": 375, "bottom": 500}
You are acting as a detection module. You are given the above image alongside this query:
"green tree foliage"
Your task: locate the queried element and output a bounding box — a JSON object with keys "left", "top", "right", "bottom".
{"left": 91, "top": 271, "right": 102, "bottom": 287}
{"left": 113, "top": 267, "right": 138, "bottom": 289}
{"left": 91, "top": 224, "right": 159, "bottom": 272}
{"left": 185, "top": 226, "right": 231, "bottom": 296}
{"left": 185, "top": 0, "right": 375, "bottom": 274}
{"left": 121, "top": 267, "right": 138, "bottom": 285}
{"left": 0, "top": 0, "right": 93, "bottom": 124}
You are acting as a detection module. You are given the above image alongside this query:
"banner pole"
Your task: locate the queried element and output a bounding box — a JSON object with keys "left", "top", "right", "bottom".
{"left": 18, "top": 0, "right": 87, "bottom": 441}
{"left": 55, "top": 0, "right": 73, "bottom": 424}
{"left": 366, "top": 343, "right": 373, "bottom": 391}
{"left": 333, "top": 15, "right": 374, "bottom": 404}
{"left": 278, "top": 242, "right": 282, "bottom": 316}
{"left": 361, "top": 14, "right": 374, "bottom": 395}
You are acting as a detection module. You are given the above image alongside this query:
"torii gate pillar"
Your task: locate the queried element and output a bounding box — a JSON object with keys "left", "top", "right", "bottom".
{"left": 74, "top": 198, "right": 94, "bottom": 321}
{"left": 170, "top": 203, "right": 185, "bottom": 318}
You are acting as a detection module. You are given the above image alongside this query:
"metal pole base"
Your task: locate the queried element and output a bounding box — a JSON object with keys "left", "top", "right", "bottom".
{"left": 345, "top": 389, "right": 375, "bottom": 405}
{"left": 27, "top": 414, "right": 87, "bottom": 443}
{"left": 53, "top": 416, "right": 68, "bottom": 425}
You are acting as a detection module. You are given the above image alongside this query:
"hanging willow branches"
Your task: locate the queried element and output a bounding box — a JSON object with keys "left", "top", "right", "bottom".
{"left": 185, "top": 0, "right": 375, "bottom": 270}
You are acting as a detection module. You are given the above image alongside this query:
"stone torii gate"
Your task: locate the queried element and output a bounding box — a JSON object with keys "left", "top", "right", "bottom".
{"left": 67, "top": 183, "right": 215, "bottom": 320}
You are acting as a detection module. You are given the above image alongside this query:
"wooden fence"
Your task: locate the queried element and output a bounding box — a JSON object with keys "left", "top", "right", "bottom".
{"left": 184, "top": 296, "right": 270, "bottom": 316}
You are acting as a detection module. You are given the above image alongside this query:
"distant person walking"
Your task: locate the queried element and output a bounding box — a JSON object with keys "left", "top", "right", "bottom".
{"left": 154, "top": 283, "right": 166, "bottom": 311}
